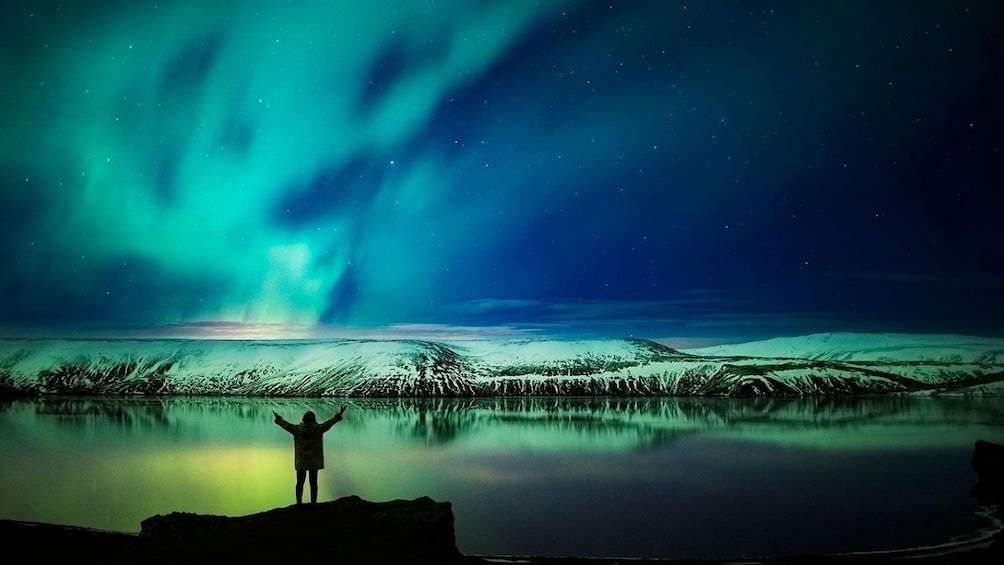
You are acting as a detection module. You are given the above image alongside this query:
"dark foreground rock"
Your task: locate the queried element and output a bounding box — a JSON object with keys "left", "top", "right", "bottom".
{"left": 137, "top": 495, "right": 468, "bottom": 564}
{"left": 1, "top": 491, "right": 1001, "bottom": 565}
{"left": 971, "top": 439, "right": 1004, "bottom": 504}
{"left": 1, "top": 496, "right": 473, "bottom": 565}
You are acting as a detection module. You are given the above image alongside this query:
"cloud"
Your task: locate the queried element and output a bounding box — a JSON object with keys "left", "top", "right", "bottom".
{"left": 442, "top": 294, "right": 844, "bottom": 340}
{"left": 82, "top": 321, "right": 535, "bottom": 341}
{"left": 447, "top": 299, "right": 547, "bottom": 315}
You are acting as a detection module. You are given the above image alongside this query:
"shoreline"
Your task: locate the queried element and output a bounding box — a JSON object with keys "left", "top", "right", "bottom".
{"left": 3, "top": 497, "right": 1001, "bottom": 565}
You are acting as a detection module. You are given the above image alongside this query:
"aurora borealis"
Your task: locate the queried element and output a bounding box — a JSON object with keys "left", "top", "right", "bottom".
{"left": 1, "top": 1, "right": 1001, "bottom": 341}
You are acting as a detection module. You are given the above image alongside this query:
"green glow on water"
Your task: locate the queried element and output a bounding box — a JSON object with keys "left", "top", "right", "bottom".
{"left": 1, "top": 396, "right": 1001, "bottom": 558}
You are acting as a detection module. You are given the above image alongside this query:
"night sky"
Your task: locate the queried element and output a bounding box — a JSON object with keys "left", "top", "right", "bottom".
{"left": 1, "top": 1, "right": 1002, "bottom": 342}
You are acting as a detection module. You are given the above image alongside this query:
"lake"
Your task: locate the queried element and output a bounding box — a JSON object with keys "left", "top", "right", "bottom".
{"left": 1, "top": 395, "right": 1001, "bottom": 560}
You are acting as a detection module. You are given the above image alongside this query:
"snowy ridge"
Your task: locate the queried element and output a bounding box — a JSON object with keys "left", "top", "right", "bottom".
{"left": 0, "top": 334, "right": 1002, "bottom": 397}
{"left": 684, "top": 332, "right": 1004, "bottom": 363}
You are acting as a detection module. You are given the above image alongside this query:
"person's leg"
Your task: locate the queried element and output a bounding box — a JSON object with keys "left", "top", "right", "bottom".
{"left": 295, "top": 470, "right": 306, "bottom": 505}
{"left": 308, "top": 469, "right": 319, "bottom": 504}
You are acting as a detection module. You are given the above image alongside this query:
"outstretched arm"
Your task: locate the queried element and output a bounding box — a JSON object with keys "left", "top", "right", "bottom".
{"left": 273, "top": 411, "right": 295, "bottom": 433}
{"left": 321, "top": 406, "right": 348, "bottom": 430}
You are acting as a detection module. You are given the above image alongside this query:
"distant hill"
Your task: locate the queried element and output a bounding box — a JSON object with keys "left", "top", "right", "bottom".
{"left": 1, "top": 334, "right": 1002, "bottom": 397}
{"left": 682, "top": 332, "right": 1004, "bottom": 364}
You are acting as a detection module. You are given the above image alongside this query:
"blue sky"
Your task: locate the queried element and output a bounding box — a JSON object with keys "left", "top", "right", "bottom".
{"left": 1, "top": 0, "right": 1002, "bottom": 342}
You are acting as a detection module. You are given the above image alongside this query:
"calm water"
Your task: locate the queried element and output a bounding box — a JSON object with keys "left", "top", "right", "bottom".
{"left": 1, "top": 395, "right": 1002, "bottom": 560}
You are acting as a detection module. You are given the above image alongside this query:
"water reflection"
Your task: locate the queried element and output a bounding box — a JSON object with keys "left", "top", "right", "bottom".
{"left": 1, "top": 395, "right": 1002, "bottom": 559}
{"left": 6, "top": 395, "right": 1002, "bottom": 448}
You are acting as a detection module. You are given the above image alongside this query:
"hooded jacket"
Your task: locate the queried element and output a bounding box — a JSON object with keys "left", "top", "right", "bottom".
{"left": 275, "top": 413, "right": 342, "bottom": 471}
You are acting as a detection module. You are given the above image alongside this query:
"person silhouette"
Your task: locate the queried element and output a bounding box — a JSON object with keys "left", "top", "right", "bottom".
{"left": 273, "top": 406, "right": 347, "bottom": 505}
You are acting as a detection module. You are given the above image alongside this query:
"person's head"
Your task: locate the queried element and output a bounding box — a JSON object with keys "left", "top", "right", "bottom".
{"left": 302, "top": 411, "right": 316, "bottom": 424}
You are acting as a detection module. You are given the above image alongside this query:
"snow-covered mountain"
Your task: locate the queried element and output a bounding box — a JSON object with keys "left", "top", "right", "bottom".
{"left": 683, "top": 332, "right": 1004, "bottom": 363}
{"left": 0, "top": 333, "right": 1002, "bottom": 397}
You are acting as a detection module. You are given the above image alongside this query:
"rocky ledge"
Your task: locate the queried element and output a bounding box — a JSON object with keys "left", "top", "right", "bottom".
{"left": 2, "top": 495, "right": 474, "bottom": 565}
{"left": 137, "top": 495, "right": 467, "bottom": 564}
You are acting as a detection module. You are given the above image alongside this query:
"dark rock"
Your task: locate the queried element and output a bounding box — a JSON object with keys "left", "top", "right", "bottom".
{"left": 137, "top": 495, "right": 468, "bottom": 564}
{"left": 970, "top": 439, "right": 1004, "bottom": 504}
